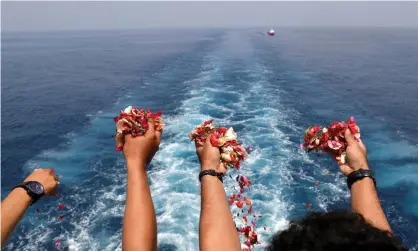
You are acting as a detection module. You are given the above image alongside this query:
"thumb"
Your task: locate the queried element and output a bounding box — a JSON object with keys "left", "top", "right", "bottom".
{"left": 115, "top": 133, "right": 124, "bottom": 151}
{"left": 344, "top": 128, "right": 356, "bottom": 146}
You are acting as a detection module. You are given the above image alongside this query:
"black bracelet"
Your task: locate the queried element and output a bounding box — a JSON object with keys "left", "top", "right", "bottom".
{"left": 199, "top": 169, "right": 224, "bottom": 183}
{"left": 347, "top": 168, "right": 376, "bottom": 190}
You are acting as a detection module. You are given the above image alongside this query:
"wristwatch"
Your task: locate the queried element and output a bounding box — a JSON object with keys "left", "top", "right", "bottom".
{"left": 347, "top": 169, "right": 376, "bottom": 190}
{"left": 13, "top": 181, "right": 45, "bottom": 205}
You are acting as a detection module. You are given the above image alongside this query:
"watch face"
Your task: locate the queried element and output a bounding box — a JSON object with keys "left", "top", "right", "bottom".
{"left": 27, "top": 181, "right": 44, "bottom": 195}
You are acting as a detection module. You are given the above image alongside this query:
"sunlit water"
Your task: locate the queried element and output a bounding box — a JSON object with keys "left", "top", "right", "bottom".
{"left": 2, "top": 28, "right": 417, "bottom": 250}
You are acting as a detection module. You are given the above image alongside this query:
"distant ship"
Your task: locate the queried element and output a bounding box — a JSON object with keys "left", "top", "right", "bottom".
{"left": 267, "top": 28, "right": 275, "bottom": 36}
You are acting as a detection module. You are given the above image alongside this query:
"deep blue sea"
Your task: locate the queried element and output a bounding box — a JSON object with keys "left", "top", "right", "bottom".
{"left": 2, "top": 28, "right": 418, "bottom": 251}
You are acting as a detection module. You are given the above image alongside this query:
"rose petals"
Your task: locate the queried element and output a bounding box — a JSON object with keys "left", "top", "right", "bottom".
{"left": 114, "top": 107, "right": 164, "bottom": 151}
{"left": 57, "top": 216, "right": 63, "bottom": 221}
{"left": 244, "top": 197, "right": 252, "bottom": 205}
{"left": 54, "top": 240, "right": 60, "bottom": 248}
{"left": 190, "top": 119, "right": 259, "bottom": 250}
{"left": 248, "top": 204, "right": 253, "bottom": 214}
{"left": 235, "top": 201, "right": 244, "bottom": 208}
{"left": 302, "top": 117, "right": 361, "bottom": 168}
{"left": 305, "top": 202, "right": 311, "bottom": 208}
{"left": 245, "top": 240, "right": 251, "bottom": 247}
{"left": 58, "top": 203, "right": 65, "bottom": 209}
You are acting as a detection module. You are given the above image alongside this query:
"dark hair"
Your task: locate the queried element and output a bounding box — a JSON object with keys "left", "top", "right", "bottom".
{"left": 266, "top": 211, "right": 407, "bottom": 251}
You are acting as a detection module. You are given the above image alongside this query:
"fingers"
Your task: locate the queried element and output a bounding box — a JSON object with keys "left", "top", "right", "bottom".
{"left": 115, "top": 132, "right": 124, "bottom": 151}
{"left": 344, "top": 129, "right": 357, "bottom": 146}
{"left": 155, "top": 128, "right": 163, "bottom": 145}
{"left": 146, "top": 119, "right": 155, "bottom": 137}
{"left": 357, "top": 138, "right": 367, "bottom": 153}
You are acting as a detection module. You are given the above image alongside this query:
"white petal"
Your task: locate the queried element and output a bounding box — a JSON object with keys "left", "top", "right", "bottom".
{"left": 221, "top": 152, "right": 232, "bottom": 162}
{"left": 224, "top": 127, "right": 237, "bottom": 141}
{"left": 124, "top": 106, "right": 133, "bottom": 113}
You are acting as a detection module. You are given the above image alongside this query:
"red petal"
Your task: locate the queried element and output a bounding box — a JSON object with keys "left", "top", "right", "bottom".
{"left": 209, "top": 133, "right": 220, "bottom": 147}
{"left": 244, "top": 197, "right": 252, "bottom": 205}
{"left": 58, "top": 203, "right": 65, "bottom": 209}
{"left": 245, "top": 240, "right": 251, "bottom": 247}
{"left": 217, "top": 127, "right": 228, "bottom": 134}
{"left": 235, "top": 201, "right": 244, "bottom": 208}
{"left": 57, "top": 216, "right": 63, "bottom": 221}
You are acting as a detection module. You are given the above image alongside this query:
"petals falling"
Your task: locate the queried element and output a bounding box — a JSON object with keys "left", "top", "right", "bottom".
{"left": 189, "top": 120, "right": 259, "bottom": 250}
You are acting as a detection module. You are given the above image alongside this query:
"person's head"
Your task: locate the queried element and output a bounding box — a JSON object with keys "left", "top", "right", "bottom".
{"left": 266, "top": 211, "right": 407, "bottom": 251}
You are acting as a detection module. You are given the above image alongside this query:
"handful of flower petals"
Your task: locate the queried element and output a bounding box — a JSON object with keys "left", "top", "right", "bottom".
{"left": 189, "top": 119, "right": 248, "bottom": 169}
{"left": 301, "top": 117, "right": 361, "bottom": 165}
{"left": 113, "top": 106, "right": 164, "bottom": 151}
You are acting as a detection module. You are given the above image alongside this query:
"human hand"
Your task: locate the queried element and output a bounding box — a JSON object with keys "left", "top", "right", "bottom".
{"left": 24, "top": 168, "right": 59, "bottom": 196}
{"left": 334, "top": 129, "right": 369, "bottom": 176}
{"left": 195, "top": 134, "right": 226, "bottom": 174}
{"left": 116, "top": 119, "right": 162, "bottom": 168}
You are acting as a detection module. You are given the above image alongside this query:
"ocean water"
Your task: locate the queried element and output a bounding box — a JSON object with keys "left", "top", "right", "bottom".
{"left": 1, "top": 28, "right": 418, "bottom": 250}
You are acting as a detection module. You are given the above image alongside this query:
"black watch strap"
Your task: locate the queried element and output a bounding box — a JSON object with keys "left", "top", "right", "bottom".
{"left": 199, "top": 169, "right": 224, "bottom": 183}
{"left": 347, "top": 169, "right": 376, "bottom": 190}
{"left": 12, "top": 182, "right": 43, "bottom": 205}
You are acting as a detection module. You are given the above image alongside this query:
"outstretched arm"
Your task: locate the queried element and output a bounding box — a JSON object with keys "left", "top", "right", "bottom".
{"left": 337, "top": 129, "right": 391, "bottom": 232}
{"left": 118, "top": 120, "right": 161, "bottom": 251}
{"left": 1, "top": 168, "right": 59, "bottom": 247}
{"left": 197, "top": 139, "right": 241, "bottom": 251}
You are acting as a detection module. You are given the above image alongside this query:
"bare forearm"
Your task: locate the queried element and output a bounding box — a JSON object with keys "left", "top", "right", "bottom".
{"left": 351, "top": 177, "right": 391, "bottom": 232}
{"left": 200, "top": 176, "right": 240, "bottom": 251}
{"left": 122, "top": 163, "right": 157, "bottom": 251}
{"left": 1, "top": 188, "right": 32, "bottom": 247}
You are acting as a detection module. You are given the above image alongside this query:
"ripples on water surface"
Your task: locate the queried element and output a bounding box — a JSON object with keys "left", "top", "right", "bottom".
{"left": 2, "top": 28, "right": 418, "bottom": 250}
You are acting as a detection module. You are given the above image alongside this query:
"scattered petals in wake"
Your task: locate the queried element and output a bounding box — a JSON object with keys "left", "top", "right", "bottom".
{"left": 305, "top": 202, "right": 311, "bottom": 208}
{"left": 244, "top": 197, "right": 252, "bottom": 205}
{"left": 58, "top": 203, "right": 65, "bottom": 210}
{"left": 54, "top": 240, "right": 60, "bottom": 248}
{"left": 57, "top": 215, "right": 63, "bottom": 221}
{"left": 247, "top": 204, "right": 253, "bottom": 214}
{"left": 314, "top": 181, "right": 318, "bottom": 187}
{"left": 235, "top": 201, "right": 244, "bottom": 208}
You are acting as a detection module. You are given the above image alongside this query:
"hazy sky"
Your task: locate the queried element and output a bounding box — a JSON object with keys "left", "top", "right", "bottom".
{"left": 2, "top": 1, "right": 418, "bottom": 31}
